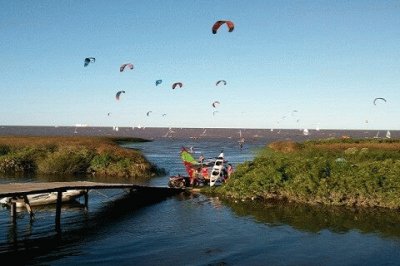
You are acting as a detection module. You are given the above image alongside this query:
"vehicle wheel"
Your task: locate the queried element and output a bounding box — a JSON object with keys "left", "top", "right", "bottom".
{"left": 178, "top": 181, "right": 186, "bottom": 188}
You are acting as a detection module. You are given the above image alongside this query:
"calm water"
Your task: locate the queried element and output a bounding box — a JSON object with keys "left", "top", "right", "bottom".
{"left": 1, "top": 137, "right": 400, "bottom": 265}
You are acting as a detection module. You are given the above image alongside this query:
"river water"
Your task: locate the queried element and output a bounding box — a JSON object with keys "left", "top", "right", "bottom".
{"left": 1, "top": 137, "right": 400, "bottom": 265}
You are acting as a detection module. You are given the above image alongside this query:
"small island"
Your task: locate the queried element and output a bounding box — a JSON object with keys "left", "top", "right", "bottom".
{"left": 217, "top": 138, "right": 400, "bottom": 209}
{"left": 0, "top": 136, "right": 164, "bottom": 179}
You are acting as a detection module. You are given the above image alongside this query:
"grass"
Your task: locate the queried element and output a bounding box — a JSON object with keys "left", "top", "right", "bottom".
{"left": 0, "top": 136, "right": 164, "bottom": 179}
{"left": 216, "top": 138, "right": 400, "bottom": 209}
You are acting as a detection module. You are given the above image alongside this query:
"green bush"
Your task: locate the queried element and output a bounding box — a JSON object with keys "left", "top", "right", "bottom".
{"left": 0, "top": 136, "right": 163, "bottom": 179}
{"left": 0, "top": 145, "right": 10, "bottom": 156}
{"left": 218, "top": 139, "right": 400, "bottom": 209}
{"left": 37, "top": 146, "right": 95, "bottom": 174}
{"left": 0, "top": 150, "right": 36, "bottom": 173}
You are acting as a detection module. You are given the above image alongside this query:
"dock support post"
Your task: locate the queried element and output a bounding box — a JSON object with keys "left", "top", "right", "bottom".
{"left": 84, "top": 190, "right": 89, "bottom": 211}
{"left": 10, "top": 202, "right": 16, "bottom": 224}
{"left": 23, "top": 195, "right": 34, "bottom": 221}
{"left": 55, "top": 191, "right": 62, "bottom": 233}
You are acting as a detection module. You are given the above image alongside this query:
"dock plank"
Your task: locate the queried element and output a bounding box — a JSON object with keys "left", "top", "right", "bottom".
{"left": 0, "top": 181, "right": 181, "bottom": 198}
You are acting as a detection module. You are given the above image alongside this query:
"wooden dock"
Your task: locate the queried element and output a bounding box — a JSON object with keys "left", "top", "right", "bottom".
{"left": 0, "top": 181, "right": 184, "bottom": 232}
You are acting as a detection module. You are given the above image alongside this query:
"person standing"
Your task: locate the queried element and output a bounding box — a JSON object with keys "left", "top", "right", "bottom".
{"left": 198, "top": 154, "right": 205, "bottom": 163}
{"left": 201, "top": 166, "right": 209, "bottom": 179}
{"left": 227, "top": 164, "right": 234, "bottom": 179}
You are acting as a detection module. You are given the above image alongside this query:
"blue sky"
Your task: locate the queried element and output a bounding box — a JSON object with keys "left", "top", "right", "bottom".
{"left": 1, "top": 0, "right": 399, "bottom": 130}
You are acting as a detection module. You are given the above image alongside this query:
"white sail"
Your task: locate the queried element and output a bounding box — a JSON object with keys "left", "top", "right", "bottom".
{"left": 386, "top": 130, "right": 391, "bottom": 139}
{"left": 303, "top": 129, "right": 309, "bottom": 136}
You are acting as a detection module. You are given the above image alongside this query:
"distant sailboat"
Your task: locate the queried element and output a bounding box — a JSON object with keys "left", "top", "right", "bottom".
{"left": 238, "top": 130, "right": 245, "bottom": 150}
{"left": 386, "top": 130, "right": 391, "bottom": 139}
{"left": 163, "top": 127, "right": 175, "bottom": 138}
{"left": 303, "top": 129, "right": 309, "bottom": 136}
{"left": 162, "top": 130, "right": 169, "bottom": 138}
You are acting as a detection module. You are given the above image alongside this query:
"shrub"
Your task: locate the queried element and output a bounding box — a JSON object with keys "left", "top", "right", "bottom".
{"left": 0, "top": 151, "right": 36, "bottom": 173}
{"left": 268, "top": 140, "right": 304, "bottom": 153}
{"left": 37, "top": 146, "right": 95, "bottom": 174}
{"left": 0, "top": 145, "right": 10, "bottom": 156}
{"left": 217, "top": 138, "right": 400, "bottom": 209}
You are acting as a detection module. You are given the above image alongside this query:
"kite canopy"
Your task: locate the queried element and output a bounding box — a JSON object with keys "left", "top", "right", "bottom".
{"left": 180, "top": 147, "right": 200, "bottom": 177}
{"left": 172, "top": 82, "right": 183, "bottom": 89}
{"left": 120, "top": 63, "right": 134, "bottom": 72}
{"left": 156, "top": 79, "right": 162, "bottom": 86}
{"left": 373, "top": 97, "right": 386, "bottom": 105}
{"left": 146, "top": 111, "right": 152, "bottom": 116}
{"left": 212, "top": 20, "right": 234, "bottom": 34}
{"left": 216, "top": 80, "right": 227, "bottom": 86}
{"left": 212, "top": 101, "right": 220, "bottom": 108}
{"left": 84, "top": 57, "right": 95, "bottom": 67}
{"left": 116, "top": 90, "right": 125, "bottom": 100}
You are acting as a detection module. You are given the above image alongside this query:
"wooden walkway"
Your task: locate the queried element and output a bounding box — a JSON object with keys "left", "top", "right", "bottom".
{"left": 0, "top": 181, "right": 184, "bottom": 232}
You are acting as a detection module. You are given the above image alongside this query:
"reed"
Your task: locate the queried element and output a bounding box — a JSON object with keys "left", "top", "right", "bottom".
{"left": 0, "top": 136, "right": 164, "bottom": 178}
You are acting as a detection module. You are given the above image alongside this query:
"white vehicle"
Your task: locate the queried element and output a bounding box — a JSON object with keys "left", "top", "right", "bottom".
{"left": 209, "top": 152, "right": 226, "bottom": 187}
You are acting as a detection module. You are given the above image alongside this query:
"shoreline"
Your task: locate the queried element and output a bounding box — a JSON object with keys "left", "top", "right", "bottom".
{"left": 0, "top": 125, "right": 397, "bottom": 140}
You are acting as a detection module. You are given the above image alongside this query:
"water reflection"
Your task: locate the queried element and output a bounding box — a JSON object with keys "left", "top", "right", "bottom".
{"left": 223, "top": 199, "right": 400, "bottom": 239}
{"left": 0, "top": 190, "right": 177, "bottom": 263}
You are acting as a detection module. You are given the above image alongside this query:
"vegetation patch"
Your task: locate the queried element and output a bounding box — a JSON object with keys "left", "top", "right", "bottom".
{"left": 217, "top": 138, "right": 400, "bottom": 209}
{"left": 0, "top": 136, "right": 165, "bottom": 179}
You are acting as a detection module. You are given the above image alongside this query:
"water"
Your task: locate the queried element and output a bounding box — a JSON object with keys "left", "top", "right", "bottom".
{"left": 1, "top": 137, "right": 400, "bottom": 265}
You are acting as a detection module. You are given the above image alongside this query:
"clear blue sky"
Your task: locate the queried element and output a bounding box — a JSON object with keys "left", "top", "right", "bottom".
{"left": 1, "top": 0, "right": 399, "bottom": 130}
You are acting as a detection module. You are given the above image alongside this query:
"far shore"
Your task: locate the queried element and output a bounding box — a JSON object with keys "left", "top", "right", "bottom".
{"left": 0, "top": 125, "right": 397, "bottom": 141}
